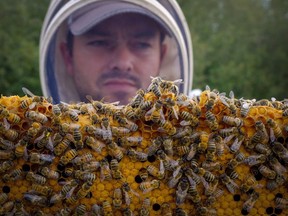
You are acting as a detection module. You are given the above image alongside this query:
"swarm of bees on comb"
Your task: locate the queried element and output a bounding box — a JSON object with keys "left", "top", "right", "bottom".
{"left": 0, "top": 77, "right": 288, "bottom": 216}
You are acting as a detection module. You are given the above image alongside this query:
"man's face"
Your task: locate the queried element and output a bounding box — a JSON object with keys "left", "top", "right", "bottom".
{"left": 62, "top": 13, "right": 166, "bottom": 104}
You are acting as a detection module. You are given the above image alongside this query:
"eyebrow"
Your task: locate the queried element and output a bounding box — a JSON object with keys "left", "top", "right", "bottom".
{"left": 84, "top": 29, "right": 158, "bottom": 39}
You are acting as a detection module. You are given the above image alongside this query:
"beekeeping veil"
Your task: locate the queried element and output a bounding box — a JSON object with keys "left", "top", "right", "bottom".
{"left": 40, "top": 0, "right": 193, "bottom": 103}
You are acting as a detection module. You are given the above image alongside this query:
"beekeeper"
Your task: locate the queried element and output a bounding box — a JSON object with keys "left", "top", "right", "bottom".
{"left": 40, "top": 0, "right": 193, "bottom": 104}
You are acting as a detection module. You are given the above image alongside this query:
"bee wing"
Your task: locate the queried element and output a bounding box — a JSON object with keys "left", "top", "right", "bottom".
{"left": 22, "top": 87, "right": 36, "bottom": 97}
{"left": 229, "top": 91, "right": 235, "bottom": 100}
{"left": 28, "top": 102, "right": 37, "bottom": 110}
{"left": 3, "top": 118, "right": 10, "bottom": 130}
{"left": 219, "top": 95, "right": 230, "bottom": 107}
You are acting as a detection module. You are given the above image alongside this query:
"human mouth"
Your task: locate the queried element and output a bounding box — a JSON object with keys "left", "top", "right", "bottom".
{"left": 103, "top": 79, "right": 138, "bottom": 91}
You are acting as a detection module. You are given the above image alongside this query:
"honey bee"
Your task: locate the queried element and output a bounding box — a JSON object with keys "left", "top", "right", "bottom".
{"left": 222, "top": 115, "right": 243, "bottom": 128}
{"left": 249, "top": 121, "right": 269, "bottom": 148}
{"left": 0, "top": 121, "right": 19, "bottom": 141}
{"left": 168, "top": 168, "right": 183, "bottom": 188}
{"left": 138, "top": 168, "right": 149, "bottom": 182}
{"left": 82, "top": 161, "right": 100, "bottom": 172}
{"left": 227, "top": 152, "right": 245, "bottom": 170}
{"left": 100, "top": 158, "right": 112, "bottom": 181}
{"left": 2, "top": 168, "right": 22, "bottom": 182}
{"left": 91, "top": 204, "right": 104, "bottom": 216}
{"left": 113, "top": 110, "right": 137, "bottom": 131}
{"left": 160, "top": 78, "right": 182, "bottom": 94}
{"left": 34, "top": 128, "right": 53, "bottom": 150}
{"left": 76, "top": 181, "right": 93, "bottom": 199}
{"left": 147, "top": 160, "right": 165, "bottom": 180}
{"left": 220, "top": 91, "right": 237, "bottom": 116}
{"left": 240, "top": 99, "right": 255, "bottom": 117}
{"left": 220, "top": 173, "right": 239, "bottom": 194}
{"left": 194, "top": 167, "right": 215, "bottom": 182}
{"left": 123, "top": 105, "right": 139, "bottom": 120}
{"left": 0, "top": 201, "right": 14, "bottom": 214}
{"left": 205, "top": 188, "right": 224, "bottom": 206}
{"left": 30, "top": 183, "right": 53, "bottom": 196}
{"left": 242, "top": 191, "right": 259, "bottom": 213}
{"left": 240, "top": 175, "right": 258, "bottom": 193}
{"left": 112, "top": 188, "right": 122, "bottom": 209}
{"left": 119, "top": 136, "right": 143, "bottom": 147}
{"left": 206, "top": 138, "right": 217, "bottom": 161}
{"left": 60, "top": 179, "right": 78, "bottom": 198}
{"left": 254, "top": 143, "right": 272, "bottom": 156}
{"left": 54, "top": 135, "right": 72, "bottom": 156}
{"left": 107, "top": 141, "right": 124, "bottom": 161}
{"left": 84, "top": 136, "right": 105, "bottom": 153}
{"left": 49, "top": 192, "right": 64, "bottom": 205}
{"left": 25, "top": 110, "right": 48, "bottom": 124}
{"left": 267, "top": 118, "right": 283, "bottom": 139}
{"left": 29, "top": 152, "right": 54, "bottom": 165}
{"left": 147, "top": 137, "right": 162, "bottom": 156}
{"left": 145, "top": 100, "right": 165, "bottom": 122}
{"left": 122, "top": 182, "right": 139, "bottom": 205}
{"left": 6, "top": 112, "right": 21, "bottom": 124}
{"left": 26, "top": 171, "right": 47, "bottom": 185}
{"left": 272, "top": 142, "right": 288, "bottom": 163}
{"left": 65, "top": 108, "right": 80, "bottom": 122}
{"left": 65, "top": 195, "right": 77, "bottom": 205}
{"left": 52, "top": 104, "right": 61, "bottom": 116}
{"left": 268, "top": 155, "right": 287, "bottom": 175}
{"left": 72, "top": 152, "right": 93, "bottom": 166}
{"left": 187, "top": 180, "right": 201, "bottom": 205}
{"left": 0, "top": 150, "right": 14, "bottom": 162}
{"left": 40, "top": 166, "right": 60, "bottom": 180}
{"left": 161, "top": 202, "right": 172, "bottom": 216}
{"left": 202, "top": 160, "right": 222, "bottom": 172}
{"left": 243, "top": 154, "right": 267, "bottom": 166}
{"left": 139, "top": 179, "right": 160, "bottom": 193}
{"left": 176, "top": 177, "right": 189, "bottom": 205}
{"left": 15, "top": 139, "right": 28, "bottom": 161}
{"left": 275, "top": 197, "right": 288, "bottom": 209}
{"left": 26, "top": 122, "right": 42, "bottom": 140}
{"left": 102, "top": 200, "right": 113, "bottom": 215}
{"left": 110, "top": 159, "right": 123, "bottom": 180}
{"left": 0, "top": 193, "right": 8, "bottom": 205}
{"left": 219, "top": 127, "right": 239, "bottom": 138}
{"left": 229, "top": 135, "right": 245, "bottom": 154}
{"left": 72, "top": 125, "right": 82, "bottom": 142}
{"left": 74, "top": 170, "right": 96, "bottom": 182}
{"left": 59, "top": 149, "right": 78, "bottom": 165}
{"left": 157, "top": 149, "right": 179, "bottom": 171}
{"left": 111, "top": 126, "right": 131, "bottom": 137}
{"left": 212, "top": 134, "right": 224, "bottom": 157}
{"left": 162, "top": 137, "right": 174, "bottom": 156}
{"left": 126, "top": 148, "right": 148, "bottom": 162}
{"left": 198, "top": 132, "right": 209, "bottom": 153}
{"left": 74, "top": 204, "right": 87, "bottom": 216}
{"left": 205, "top": 110, "right": 219, "bottom": 131}
{"left": 0, "top": 160, "right": 14, "bottom": 173}
{"left": 23, "top": 193, "right": 47, "bottom": 207}
{"left": 11, "top": 200, "right": 29, "bottom": 216}
{"left": 158, "top": 119, "right": 177, "bottom": 135}
{"left": 175, "top": 207, "right": 188, "bottom": 216}
{"left": 129, "top": 89, "right": 145, "bottom": 108}
{"left": 123, "top": 207, "right": 134, "bottom": 216}
{"left": 258, "top": 164, "right": 276, "bottom": 179}
{"left": 0, "top": 137, "right": 14, "bottom": 150}
{"left": 139, "top": 198, "right": 150, "bottom": 216}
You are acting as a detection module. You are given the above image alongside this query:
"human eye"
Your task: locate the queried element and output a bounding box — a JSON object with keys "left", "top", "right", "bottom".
{"left": 87, "top": 40, "right": 111, "bottom": 48}
{"left": 133, "top": 41, "right": 151, "bottom": 50}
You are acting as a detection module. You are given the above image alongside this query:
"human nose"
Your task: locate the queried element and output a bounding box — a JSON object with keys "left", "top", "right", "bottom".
{"left": 108, "top": 44, "right": 133, "bottom": 72}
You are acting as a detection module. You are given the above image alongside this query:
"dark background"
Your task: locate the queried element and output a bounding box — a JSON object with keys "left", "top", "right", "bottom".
{"left": 0, "top": 0, "right": 287, "bottom": 100}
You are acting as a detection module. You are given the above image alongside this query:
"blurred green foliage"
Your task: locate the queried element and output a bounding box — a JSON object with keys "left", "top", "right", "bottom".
{"left": 0, "top": 0, "right": 287, "bottom": 100}
{"left": 179, "top": 0, "right": 288, "bottom": 100}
